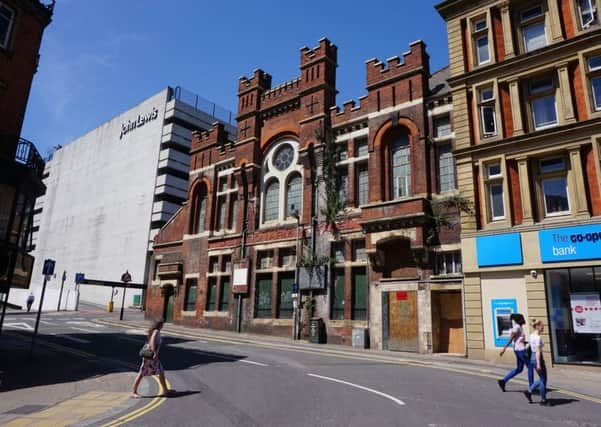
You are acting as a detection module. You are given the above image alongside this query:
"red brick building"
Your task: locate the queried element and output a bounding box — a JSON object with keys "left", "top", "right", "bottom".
{"left": 147, "top": 38, "right": 464, "bottom": 353}
{"left": 0, "top": 1, "right": 53, "bottom": 312}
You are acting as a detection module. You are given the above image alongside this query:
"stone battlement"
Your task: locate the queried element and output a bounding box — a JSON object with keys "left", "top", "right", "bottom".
{"left": 300, "top": 37, "right": 337, "bottom": 66}
{"left": 365, "top": 40, "right": 428, "bottom": 88}
{"left": 330, "top": 96, "right": 369, "bottom": 126}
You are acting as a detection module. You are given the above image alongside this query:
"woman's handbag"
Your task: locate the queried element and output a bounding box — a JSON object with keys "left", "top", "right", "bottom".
{"left": 139, "top": 343, "right": 154, "bottom": 359}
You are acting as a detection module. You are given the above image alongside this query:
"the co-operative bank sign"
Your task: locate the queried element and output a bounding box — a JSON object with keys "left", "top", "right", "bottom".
{"left": 539, "top": 224, "right": 601, "bottom": 263}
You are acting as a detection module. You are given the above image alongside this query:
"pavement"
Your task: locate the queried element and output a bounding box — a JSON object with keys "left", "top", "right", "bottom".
{"left": 1, "top": 305, "right": 600, "bottom": 426}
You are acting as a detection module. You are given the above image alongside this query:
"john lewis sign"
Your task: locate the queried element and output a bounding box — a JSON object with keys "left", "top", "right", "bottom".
{"left": 539, "top": 224, "right": 601, "bottom": 263}
{"left": 120, "top": 107, "right": 159, "bottom": 139}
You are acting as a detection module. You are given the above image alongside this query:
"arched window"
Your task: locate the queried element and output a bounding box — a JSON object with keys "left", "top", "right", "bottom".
{"left": 261, "top": 139, "right": 303, "bottom": 224}
{"left": 391, "top": 133, "right": 411, "bottom": 199}
{"left": 286, "top": 174, "right": 302, "bottom": 218}
{"left": 264, "top": 180, "right": 279, "bottom": 222}
{"left": 190, "top": 184, "right": 207, "bottom": 234}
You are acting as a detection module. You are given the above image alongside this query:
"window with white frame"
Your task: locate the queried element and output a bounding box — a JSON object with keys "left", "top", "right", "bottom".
{"left": 479, "top": 86, "right": 497, "bottom": 137}
{"left": 438, "top": 143, "right": 455, "bottom": 193}
{"left": 391, "top": 133, "right": 411, "bottom": 199}
{"left": 577, "top": 0, "right": 598, "bottom": 29}
{"left": 435, "top": 251, "right": 462, "bottom": 275}
{"left": 486, "top": 163, "right": 505, "bottom": 220}
{"left": 0, "top": 3, "right": 15, "bottom": 49}
{"left": 229, "top": 195, "right": 238, "bottom": 230}
{"left": 261, "top": 139, "right": 303, "bottom": 224}
{"left": 527, "top": 74, "right": 558, "bottom": 130}
{"left": 586, "top": 54, "right": 601, "bottom": 111}
{"left": 356, "top": 163, "right": 369, "bottom": 206}
{"left": 434, "top": 115, "right": 452, "bottom": 138}
{"left": 337, "top": 167, "right": 348, "bottom": 205}
{"left": 520, "top": 5, "right": 547, "bottom": 53}
{"left": 472, "top": 17, "right": 491, "bottom": 66}
{"left": 355, "top": 138, "right": 368, "bottom": 157}
{"left": 217, "top": 197, "right": 227, "bottom": 230}
{"left": 537, "top": 157, "right": 570, "bottom": 216}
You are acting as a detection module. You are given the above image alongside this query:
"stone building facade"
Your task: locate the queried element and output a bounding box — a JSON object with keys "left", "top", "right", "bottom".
{"left": 437, "top": 0, "right": 601, "bottom": 366}
{"left": 147, "top": 38, "right": 464, "bottom": 353}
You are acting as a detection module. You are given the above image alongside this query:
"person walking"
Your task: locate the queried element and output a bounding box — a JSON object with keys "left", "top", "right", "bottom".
{"left": 524, "top": 319, "right": 550, "bottom": 406}
{"left": 131, "top": 319, "right": 172, "bottom": 398}
{"left": 497, "top": 313, "right": 532, "bottom": 391}
{"left": 26, "top": 292, "right": 35, "bottom": 312}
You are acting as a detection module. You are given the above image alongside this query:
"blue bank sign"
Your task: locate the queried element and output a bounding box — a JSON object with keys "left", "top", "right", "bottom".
{"left": 539, "top": 224, "right": 601, "bottom": 263}
{"left": 476, "top": 233, "right": 523, "bottom": 267}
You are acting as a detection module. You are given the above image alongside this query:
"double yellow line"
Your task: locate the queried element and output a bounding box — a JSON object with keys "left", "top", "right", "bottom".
{"left": 100, "top": 378, "right": 171, "bottom": 427}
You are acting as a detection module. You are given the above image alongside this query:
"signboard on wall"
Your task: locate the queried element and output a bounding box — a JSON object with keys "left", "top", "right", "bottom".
{"left": 570, "top": 293, "right": 601, "bottom": 334}
{"left": 491, "top": 298, "right": 517, "bottom": 347}
{"left": 539, "top": 224, "right": 601, "bottom": 263}
{"left": 476, "top": 233, "right": 523, "bottom": 267}
{"left": 232, "top": 258, "right": 249, "bottom": 294}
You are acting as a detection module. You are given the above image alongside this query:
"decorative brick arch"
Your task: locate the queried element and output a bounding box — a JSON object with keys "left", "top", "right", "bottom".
{"left": 373, "top": 118, "right": 419, "bottom": 201}
{"left": 260, "top": 126, "right": 299, "bottom": 150}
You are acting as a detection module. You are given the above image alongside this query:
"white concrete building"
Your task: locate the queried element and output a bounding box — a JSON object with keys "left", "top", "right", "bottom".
{"left": 10, "top": 87, "right": 235, "bottom": 310}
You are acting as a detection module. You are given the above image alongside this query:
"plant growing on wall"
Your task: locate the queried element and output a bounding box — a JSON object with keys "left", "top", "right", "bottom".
{"left": 426, "top": 193, "right": 474, "bottom": 245}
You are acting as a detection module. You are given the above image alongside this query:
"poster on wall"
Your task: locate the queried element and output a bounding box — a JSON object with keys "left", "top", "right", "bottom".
{"left": 570, "top": 293, "right": 601, "bottom": 334}
{"left": 491, "top": 299, "right": 517, "bottom": 347}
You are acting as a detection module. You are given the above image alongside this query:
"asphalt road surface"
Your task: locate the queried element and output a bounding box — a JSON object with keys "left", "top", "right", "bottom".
{"left": 3, "top": 308, "right": 600, "bottom": 427}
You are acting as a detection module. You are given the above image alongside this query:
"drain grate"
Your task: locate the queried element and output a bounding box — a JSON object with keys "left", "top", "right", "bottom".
{"left": 4, "top": 404, "right": 47, "bottom": 415}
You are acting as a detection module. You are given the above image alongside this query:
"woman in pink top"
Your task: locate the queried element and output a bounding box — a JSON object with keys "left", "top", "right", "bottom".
{"left": 497, "top": 313, "right": 532, "bottom": 392}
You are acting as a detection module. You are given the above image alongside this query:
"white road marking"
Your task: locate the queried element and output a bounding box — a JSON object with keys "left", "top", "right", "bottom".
{"left": 52, "top": 334, "right": 91, "bottom": 344}
{"left": 4, "top": 322, "right": 33, "bottom": 331}
{"left": 126, "top": 329, "right": 147, "bottom": 335}
{"left": 66, "top": 321, "right": 105, "bottom": 328}
{"left": 68, "top": 326, "right": 100, "bottom": 334}
{"left": 40, "top": 320, "right": 56, "bottom": 325}
{"left": 307, "top": 373, "right": 405, "bottom": 406}
{"left": 239, "top": 359, "right": 269, "bottom": 367}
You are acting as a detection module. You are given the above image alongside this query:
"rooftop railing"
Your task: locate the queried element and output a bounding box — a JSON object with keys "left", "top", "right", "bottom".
{"left": 15, "top": 138, "right": 45, "bottom": 177}
{"left": 170, "top": 86, "right": 236, "bottom": 126}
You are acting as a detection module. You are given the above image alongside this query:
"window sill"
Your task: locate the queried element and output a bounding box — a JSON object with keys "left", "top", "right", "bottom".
{"left": 204, "top": 310, "right": 229, "bottom": 318}
{"left": 181, "top": 310, "right": 197, "bottom": 317}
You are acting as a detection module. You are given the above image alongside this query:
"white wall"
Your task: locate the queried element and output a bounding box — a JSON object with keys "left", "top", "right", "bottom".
{"left": 13, "top": 89, "right": 169, "bottom": 309}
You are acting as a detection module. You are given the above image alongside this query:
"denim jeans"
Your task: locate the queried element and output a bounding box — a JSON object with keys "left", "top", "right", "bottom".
{"left": 503, "top": 349, "right": 533, "bottom": 385}
{"left": 528, "top": 354, "right": 547, "bottom": 401}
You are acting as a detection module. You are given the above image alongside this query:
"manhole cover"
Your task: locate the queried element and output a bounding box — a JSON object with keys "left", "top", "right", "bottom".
{"left": 5, "top": 404, "right": 47, "bottom": 415}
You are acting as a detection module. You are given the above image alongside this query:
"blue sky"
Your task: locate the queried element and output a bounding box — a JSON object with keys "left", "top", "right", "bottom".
{"left": 23, "top": 0, "right": 448, "bottom": 157}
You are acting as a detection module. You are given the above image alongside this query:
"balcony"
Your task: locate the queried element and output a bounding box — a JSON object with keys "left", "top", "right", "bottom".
{"left": 14, "top": 138, "right": 45, "bottom": 179}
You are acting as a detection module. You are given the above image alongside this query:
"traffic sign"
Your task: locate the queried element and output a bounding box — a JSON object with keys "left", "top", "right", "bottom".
{"left": 75, "top": 273, "right": 85, "bottom": 284}
{"left": 121, "top": 270, "right": 132, "bottom": 283}
{"left": 42, "top": 259, "right": 55, "bottom": 276}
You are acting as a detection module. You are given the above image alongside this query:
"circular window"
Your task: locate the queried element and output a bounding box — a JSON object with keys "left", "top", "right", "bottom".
{"left": 274, "top": 144, "right": 294, "bottom": 171}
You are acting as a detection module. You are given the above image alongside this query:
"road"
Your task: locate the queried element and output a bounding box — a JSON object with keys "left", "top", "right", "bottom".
{"left": 2, "top": 308, "right": 600, "bottom": 427}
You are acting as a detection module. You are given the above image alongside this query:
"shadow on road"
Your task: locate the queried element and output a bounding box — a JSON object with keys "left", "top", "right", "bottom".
{"left": 0, "top": 331, "right": 248, "bottom": 393}
{"left": 545, "top": 398, "right": 579, "bottom": 407}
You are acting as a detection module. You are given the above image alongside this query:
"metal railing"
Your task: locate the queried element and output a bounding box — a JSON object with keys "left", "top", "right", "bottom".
{"left": 170, "top": 86, "right": 235, "bottom": 126}
{"left": 15, "top": 138, "right": 45, "bottom": 177}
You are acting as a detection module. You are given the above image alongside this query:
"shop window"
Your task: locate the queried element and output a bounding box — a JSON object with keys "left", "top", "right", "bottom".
{"left": 277, "top": 273, "right": 294, "bottom": 319}
{"left": 435, "top": 251, "right": 462, "bottom": 275}
{"left": 263, "top": 180, "right": 279, "bottom": 222}
{"left": 434, "top": 115, "right": 452, "bottom": 138}
{"left": 438, "top": 143, "right": 455, "bottom": 193}
{"left": 184, "top": 278, "right": 197, "bottom": 311}
{"left": 519, "top": 5, "right": 547, "bottom": 53}
{"left": 255, "top": 275, "right": 272, "bottom": 318}
{"left": 485, "top": 163, "right": 505, "bottom": 221}
{"left": 218, "top": 276, "right": 230, "bottom": 311}
{"left": 576, "top": 0, "right": 598, "bottom": 29}
{"left": 356, "top": 163, "right": 369, "bottom": 206}
{"left": 355, "top": 138, "right": 368, "bottom": 157}
{"left": 352, "top": 240, "right": 366, "bottom": 261}
{"left": 537, "top": 157, "right": 570, "bottom": 216}
{"left": 285, "top": 174, "right": 302, "bottom": 218}
{"left": 0, "top": 3, "right": 14, "bottom": 49}
{"left": 545, "top": 268, "right": 601, "bottom": 365}
{"left": 352, "top": 267, "right": 367, "bottom": 320}
{"left": 391, "top": 134, "right": 411, "bottom": 199}
{"left": 471, "top": 16, "right": 491, "bottom": 66}
{"left": 206, "top": 277, "right": 217, "bottom": 311}
{"left": 527, "top": 75, "right": 558, "bottom": 130}
{"left": 586, "top": 54, "right": 601, "bottom": 111}
{"left": 331, "top": 268, "right": 345, "bottom": 320}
